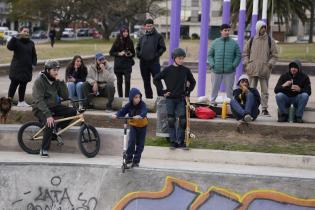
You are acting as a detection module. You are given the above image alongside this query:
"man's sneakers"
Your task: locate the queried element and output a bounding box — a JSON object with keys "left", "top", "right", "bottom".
{"left": 170, "top": 142, "right": 189, "bottom": 150}
{"left": 169, "top": 142, "right": 178, "bottom": 150}
{"left": 295, "top": 116, "right": 304, "bottom": 123}
{"left": 40, "top": 149, "right": 49, "bottom": 158}
{"left": 131, "top": 162, "right": 139, "bottom": 168}
{"left": 261, "top": 109, "right": 271, "bottom": 116}
{"left": 243, "top": 114, "right": 253, "bottom": 122}
{"left": 278, "top": 114, "right": 288, "bottom": 122}
{"left": 17, "top": 101, "right": 31, "bottom": 107}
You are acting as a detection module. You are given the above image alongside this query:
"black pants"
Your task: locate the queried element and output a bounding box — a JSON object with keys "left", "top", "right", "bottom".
{"left": 140, "top": 61, "right": 163, "bottom": 98}
{"left": 8, "top": 79, "right": 28, "bottom": 102}
{"left": 34, "top": 105, "right": 77, "bottom": 151}
{"left": 50, "top": 38, "right": 55, "bottom": 47}
{"left": 115, "top": 72, "right": 131, "bottom": 98}
{"left": 82, "top": 82, "right": 115, "bottom": 108}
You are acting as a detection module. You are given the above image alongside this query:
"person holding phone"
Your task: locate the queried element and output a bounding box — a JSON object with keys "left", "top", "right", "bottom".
{"left": 109, "top": 26, "right": 135, "bottom": 98}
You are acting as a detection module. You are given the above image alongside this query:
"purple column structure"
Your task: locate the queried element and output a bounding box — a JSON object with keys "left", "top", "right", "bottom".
{"left": 236, "top": 0, "right": 246, "bottom": 81}
{"left": 251, "top": 0, "right": 259, "bottom": 37}
{"left": 222, "top": 0, "right": 231, "bottom": 24}
{"left": 262, "top": 0, "right": 268, "bottom": 24}
{"left": 197, "top": 0, "right": 211, "bottom": 96}
{"left": 168, "top": 0, "right": 182, "bottom": 64}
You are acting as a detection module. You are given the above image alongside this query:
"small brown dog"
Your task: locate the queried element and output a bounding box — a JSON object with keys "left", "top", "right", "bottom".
{"left": 0, "top": 97, "right": 12, "bottom": 124}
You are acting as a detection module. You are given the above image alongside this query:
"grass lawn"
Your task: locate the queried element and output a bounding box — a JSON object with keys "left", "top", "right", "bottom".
{"left": 1, "top": 39, "right": 315, "bottom": 64}
{"left": 145, "top": 137, "right": 315, "bottom": 156}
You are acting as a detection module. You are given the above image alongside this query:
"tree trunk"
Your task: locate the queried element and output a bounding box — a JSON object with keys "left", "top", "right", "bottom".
{"left": 309, "top": 0, "right": 314, "bottom": 43}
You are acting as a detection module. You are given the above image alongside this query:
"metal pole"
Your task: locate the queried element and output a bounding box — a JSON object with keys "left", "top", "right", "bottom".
{"left": 222, "top": 0, "right": 231, "bottom": 24}
{"left": 262, "top": 0, "right": 268, "bottom": 24}
{"left": 236, "top": 0, "right": 246, "bottom": 81}
{"left": 251, "top": 0, "right": 259, "bottom": 37}
{"left": 197, "top": 0, "right": 211, "bottom": 96}
{"left": 168, "top": 0, "right": 182, "bottom": 64}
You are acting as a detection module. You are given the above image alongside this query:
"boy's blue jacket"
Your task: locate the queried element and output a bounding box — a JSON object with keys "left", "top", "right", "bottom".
{"left": 116, "top": 88, "right": 148, "bottom": 118}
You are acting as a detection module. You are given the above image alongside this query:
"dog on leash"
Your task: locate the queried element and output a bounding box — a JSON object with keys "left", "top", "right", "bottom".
{"left": 0, "top": 97, "right": 12, "bottom": 124}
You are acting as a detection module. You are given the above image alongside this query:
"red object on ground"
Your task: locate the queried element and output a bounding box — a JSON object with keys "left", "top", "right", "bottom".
{"left": 195, "top": 106, "right": 216, "bottom": 119}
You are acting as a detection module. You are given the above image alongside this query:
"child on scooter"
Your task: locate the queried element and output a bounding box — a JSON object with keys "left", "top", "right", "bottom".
{"left": 112, "top": 88, "right": 148, "bottom": 167}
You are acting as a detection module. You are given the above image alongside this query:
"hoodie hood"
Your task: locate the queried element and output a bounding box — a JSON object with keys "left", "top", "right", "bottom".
{"left": 256, "top": 20, "right": 266, "bottom": 34}
{"left": 129, "top": 88, "right": 142, "bottom": 102}
{"left": 289, "top": 60, "right": 302, "bottom": 73}
{"left": 237, "top": 74, "right": 249, "bottom": 86}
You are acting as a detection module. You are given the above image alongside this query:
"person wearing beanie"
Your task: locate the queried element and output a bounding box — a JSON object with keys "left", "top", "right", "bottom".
{"left": 274, "top": 60, "right": 311, "bottom": 123}
{"left": 109, "top": 26, "right": 135, "bottom": 98}
{"left": 7, "top": 26, "right": 37, "bottom": 107}
{"left": 230, "top": 74, "right": 261, "bottom": 122}
{"left": 136, "top": 18, "right": 166, "bottom": 99}
{"left": 243, "top": 20, "right": 278, "bottom": 116}
{"left": 82, "top": 52, "right": 116, "bottom": 111}
{"left": 32, "top": 60, "right": 77, "bottom": 157}
{"left": 208, "top": 23, "right": 241, "bottom": 104}
{"left": 154, "top": 48, "right": 196, "bottom": 149}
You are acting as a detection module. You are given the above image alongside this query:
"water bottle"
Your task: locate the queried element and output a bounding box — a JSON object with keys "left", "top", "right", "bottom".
{"left": 288, "top": 105, "right": 295, "bottom": 123}
{"left": 221, "top": 101, "right": 227, "bottom": 119}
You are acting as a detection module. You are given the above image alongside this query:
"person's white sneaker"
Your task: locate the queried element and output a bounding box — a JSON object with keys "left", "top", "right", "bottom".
{"left": 17, "top": 101, "right": 31, "bottom": 107}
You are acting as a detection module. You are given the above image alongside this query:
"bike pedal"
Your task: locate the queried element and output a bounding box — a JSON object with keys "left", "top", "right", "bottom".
{"left": 56, "top": 136, "right": 64, "bottom": 146}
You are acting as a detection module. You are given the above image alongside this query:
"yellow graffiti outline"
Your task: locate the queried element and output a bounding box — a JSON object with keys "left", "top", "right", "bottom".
{"left": 113, "top": 176, "right": 315, "bottom": 210}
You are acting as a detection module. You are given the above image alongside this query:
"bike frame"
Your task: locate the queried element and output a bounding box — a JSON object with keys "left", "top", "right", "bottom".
{"left": 32, "top": 114, "right": 85, "bottom": 140}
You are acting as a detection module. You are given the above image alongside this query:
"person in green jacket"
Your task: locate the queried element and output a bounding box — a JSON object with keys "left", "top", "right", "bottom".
{"left": 208, "top": 24, "right": 241, "bottom": 104}
{"left": 32, "top": 60, "right": 77, "bottom": 157}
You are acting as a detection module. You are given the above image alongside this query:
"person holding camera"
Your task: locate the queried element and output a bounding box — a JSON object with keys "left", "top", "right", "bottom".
{"left": 154, "top": 48, "right": 196, "bottom": 149}
{"left": 7, "top": 26, "right": 37, "bottom": 107}
{"left": 109, "top": 26, "right": 135, "bottom": 98}
{"left": 274, "top": 60, "right": 311, "bottom": 123}
{"left": 82, "top": 53, "right": 116, "bottom": 111}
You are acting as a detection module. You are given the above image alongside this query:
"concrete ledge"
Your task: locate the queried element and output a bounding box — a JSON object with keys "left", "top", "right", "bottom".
{"left": 0, "top": 124, "right": 123, "bottom": 156}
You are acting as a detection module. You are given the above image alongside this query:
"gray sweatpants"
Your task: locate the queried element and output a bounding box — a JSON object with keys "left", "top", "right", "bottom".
{"left": 249, "top": 76, "right": 269, "bottom": 110}
{"left": 210, "top": 72, "right": 236, "bottom": 103}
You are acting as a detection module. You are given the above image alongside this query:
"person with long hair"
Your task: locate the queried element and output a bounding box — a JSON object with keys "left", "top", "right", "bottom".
{"left": 7, "top": 26, "right": 37, "bottom": 107}
{"left": 109, "top": 26, "right": 135, "bottom": 98}
{"left": 65, "top": 55, "right": 87, "bottom": 110}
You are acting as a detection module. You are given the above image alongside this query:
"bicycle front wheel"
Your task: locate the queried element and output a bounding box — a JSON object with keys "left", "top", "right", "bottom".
{"left": 18, "top": 121, "right": 43, "bottom": 154}
{"left": 78, "top": 124, "right": 100, "bottom": 158}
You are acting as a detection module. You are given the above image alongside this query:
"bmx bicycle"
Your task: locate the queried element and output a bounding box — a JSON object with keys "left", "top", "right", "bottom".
{"left": 17, "top": 99, "right": 100, "bottom": 158}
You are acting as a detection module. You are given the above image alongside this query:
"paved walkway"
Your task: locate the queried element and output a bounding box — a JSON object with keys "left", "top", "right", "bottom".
{"left": 1, "top": 59, "right": 315, "bottom": 122}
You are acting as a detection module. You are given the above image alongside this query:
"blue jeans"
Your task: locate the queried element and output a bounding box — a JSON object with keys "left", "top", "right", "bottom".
{"left": 166, "top": 98, "right": 186, "bottom": 145}
{"left": 230, "top": 92, "right": 259, "bottom": 120}
{"left": 67, "top": 82, "right": 84, "bottom": 101}
{"left": 127, "top": 126, "right": 147, "bottom": 164}
{"left": 275, "top": 92, "right": 309, "bottom": 117}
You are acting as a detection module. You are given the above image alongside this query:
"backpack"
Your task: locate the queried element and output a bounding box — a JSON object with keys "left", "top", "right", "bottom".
{"left": 195, "top": 107, "right": 216, "bottom": 119}
{"left": 248, "top": 35, "right": 272, "bottom": 59}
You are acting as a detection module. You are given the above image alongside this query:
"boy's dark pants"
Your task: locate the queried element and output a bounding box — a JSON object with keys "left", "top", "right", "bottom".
{"left": 166, "top": 97, "right": 186, "bottom": 145}
{"left": 126, "top": 126, "right": 147, "bottom": 164}
{"left": 34, "top": 105, "right": 77, "bottom": 151}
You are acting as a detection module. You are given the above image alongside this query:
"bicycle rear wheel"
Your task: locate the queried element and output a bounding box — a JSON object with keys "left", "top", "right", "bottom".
{"left": 18, "top": 121, "right": 43, "bottom": 154}
{"left": 78, "top": 124, "right": 100, "bottom": 158}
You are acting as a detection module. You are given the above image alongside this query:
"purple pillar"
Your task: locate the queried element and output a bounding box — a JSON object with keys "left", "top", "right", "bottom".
{"left": 250, "top": 0, "right": 259, "bottom": 37}
{"left": 236, "top": 0, "right": 246, "bottom": 81}
{"left": 197, "top": 0, "right": 211, "bottom": 97}
{"left": 262, "top": 0, "right": 268, "bottom": 24}
{"left": 168, "top": 0, "right": 182, "bottom": 65}
{"left": 222, "top": 0, "right": 231, "bottom": 24}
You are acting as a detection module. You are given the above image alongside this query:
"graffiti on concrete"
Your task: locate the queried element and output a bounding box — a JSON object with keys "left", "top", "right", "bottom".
{"left": 113, "top": 176, "right": 315, "bottom": 210}
{"left": 11, "top": 176, "right": 97, "bottom": 210}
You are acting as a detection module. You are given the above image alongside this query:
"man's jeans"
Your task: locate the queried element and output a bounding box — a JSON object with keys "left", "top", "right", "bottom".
{"left": 275, "top": 92, "right": 309, "bottom": 117}
{"left": 230, "top": 92, "right": 259, "bottom": 120}
{"left": 165, "top": 98, "right": 186, "bottom": 145}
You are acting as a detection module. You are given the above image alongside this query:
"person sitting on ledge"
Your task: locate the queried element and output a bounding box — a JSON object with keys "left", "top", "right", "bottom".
{"left": 274, "top": 60, "right": 311, "bottom": 123}
{"left": 230, "top": 74, "right": 261, "bottom": 122}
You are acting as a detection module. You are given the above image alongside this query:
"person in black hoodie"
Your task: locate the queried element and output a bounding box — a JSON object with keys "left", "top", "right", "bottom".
{"left": 7, "top": 26, "right": 37, "bottom": 107}
{"left": 274, "top": 60, "right": 311, "bottom": 123}
{"left": 136, "top": 18, "right": 166, "bottom": 98}
{"left": 154, "top": 48, "right": 196, "bottom": 149}
{"left": 109, "top": 26, "right": 135, "bottom": 98}
{"left": 112, "top": 88, "right": 148, "bottom": 167}
{"left": 230, "top": 74, "right": 261, "bottom": 122}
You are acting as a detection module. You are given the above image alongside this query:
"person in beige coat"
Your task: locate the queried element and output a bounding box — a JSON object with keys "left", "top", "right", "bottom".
{"left": 82, "top": 53, "right": 116, "bottom": 111}
{"left": 243, "top": 20, "right": 278, "bottom": 116}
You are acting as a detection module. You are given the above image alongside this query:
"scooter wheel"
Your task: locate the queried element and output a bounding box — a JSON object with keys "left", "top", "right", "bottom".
{"left": 121, "top": 164, "right": 126, "bottom": 173}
